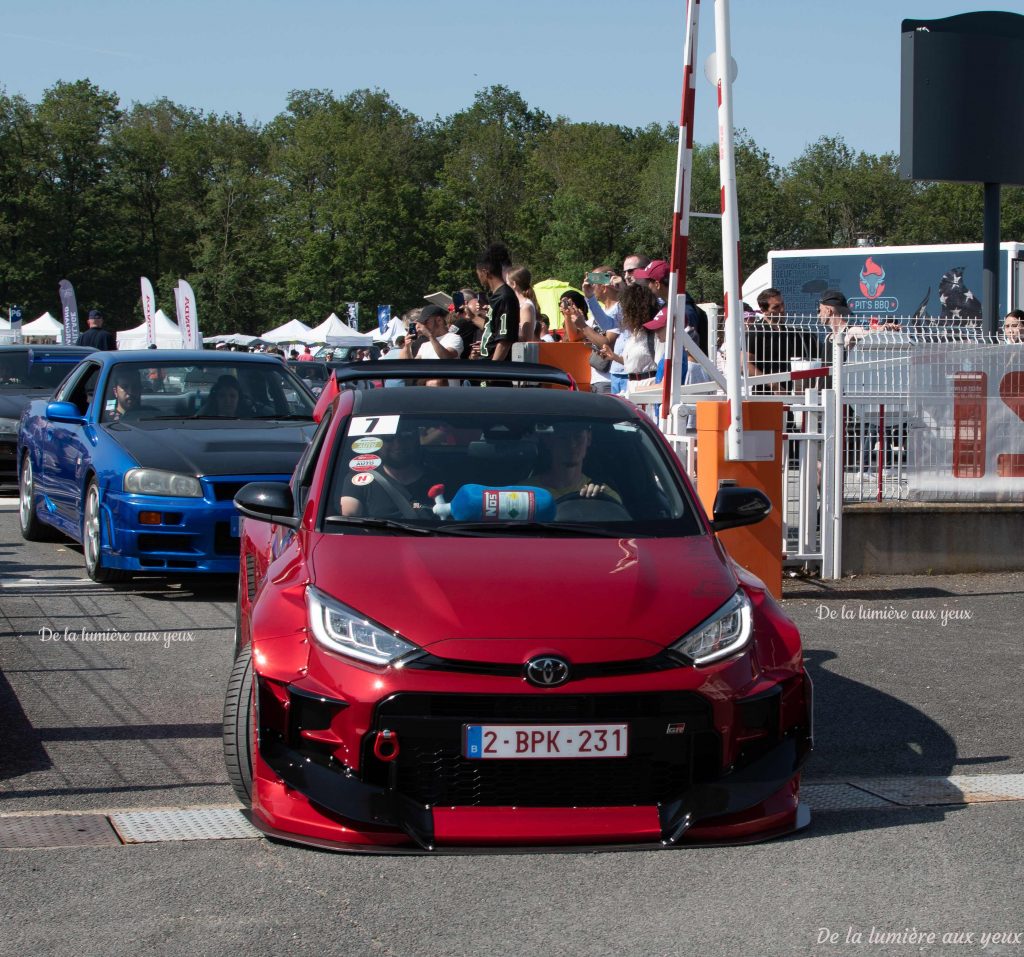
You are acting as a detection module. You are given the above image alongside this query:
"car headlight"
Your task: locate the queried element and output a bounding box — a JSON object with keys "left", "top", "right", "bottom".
{"left": 123, "top": 468, "right": 203, "bottom": 498}
{"left": 306, "top": 585, "right": 421, "bottom": 666}
{"left": 0, "top": 416, "right": 19, "bottom": 435}
{"left": 670, "top": 590, "right": 753, "bottom": 665}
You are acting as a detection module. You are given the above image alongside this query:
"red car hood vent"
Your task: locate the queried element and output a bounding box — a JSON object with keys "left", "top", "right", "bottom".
{"left": 309, "top": 534, "right": 737, "bottom": 654}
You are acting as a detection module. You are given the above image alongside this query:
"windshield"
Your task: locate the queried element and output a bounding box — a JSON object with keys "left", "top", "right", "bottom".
{"left": 0, "top": 351, "right": 86, "bottom": 389}
{"left": 324, "top": 411, "right": 700, "bottom": 537}
{"left": 100, "top": 361, "right": 315, "bottom": 423}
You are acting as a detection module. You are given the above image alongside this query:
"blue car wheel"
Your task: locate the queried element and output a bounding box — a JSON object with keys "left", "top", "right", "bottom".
{"left": 18, "top": 453, "right": 55, "bottom": 542}
{"left": 82, "top": 480, "right": 127, "bottom": 584}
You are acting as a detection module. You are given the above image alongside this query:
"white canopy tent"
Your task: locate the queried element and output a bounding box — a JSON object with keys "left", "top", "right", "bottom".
{"left": 20, "top": 311, "right": 64, "bottom": 340}
{"left": 117, "top": 309, "right": 190, "bottom": 350}
{"left": 260, "top": 318, "right": 316, "bottom": 344}
{"left": 312, "top": 312, "right": 374, "bottom": 347}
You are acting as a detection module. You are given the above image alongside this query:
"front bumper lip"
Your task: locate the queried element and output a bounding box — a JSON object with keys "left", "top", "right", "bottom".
{"left": 257, "top": 730, "right": 809, "bottom": 851}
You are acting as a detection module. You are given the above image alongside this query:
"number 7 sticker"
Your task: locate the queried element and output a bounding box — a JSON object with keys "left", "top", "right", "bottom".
{"left": 348, "top": 415, "right": 400, "bottom": 436}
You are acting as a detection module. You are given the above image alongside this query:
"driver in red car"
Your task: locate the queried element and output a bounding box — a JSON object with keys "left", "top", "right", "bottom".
{"left": 529, "top": 422, "right": 620, "bottom": 502}
{"left": 339, "top": 427, "right": 438, "bottom": 517}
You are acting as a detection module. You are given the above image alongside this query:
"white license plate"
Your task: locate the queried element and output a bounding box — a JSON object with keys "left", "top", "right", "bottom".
{"left": 464, "top": 724, "right": 628, "bottom": 759}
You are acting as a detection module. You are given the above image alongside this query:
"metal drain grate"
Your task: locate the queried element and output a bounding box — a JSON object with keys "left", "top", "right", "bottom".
{"left": 855, "top": 774, "right": 1024, "bottom": 807}
{"left": 802, "top": 783, "right": 897, "bottom": 811}
{"left": 0, "top": 814, "right": 121, "bottom": 849}
{"left": 109, "top": 807, "right": 259, "bottom": 843}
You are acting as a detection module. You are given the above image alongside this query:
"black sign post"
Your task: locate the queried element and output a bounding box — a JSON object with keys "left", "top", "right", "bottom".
{"left": 900, "top": 12, "right": 1024, "bottom": 335}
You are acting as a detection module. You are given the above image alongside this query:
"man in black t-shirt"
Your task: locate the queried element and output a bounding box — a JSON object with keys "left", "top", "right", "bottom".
{"left": 474, "top": 244, "right": 519, "bottom": 361}
{"left": 77, "top": 310, "right": 116, "bottom": 351}
{"left": 339, "top": 427, "right": 438, "bottom": 518}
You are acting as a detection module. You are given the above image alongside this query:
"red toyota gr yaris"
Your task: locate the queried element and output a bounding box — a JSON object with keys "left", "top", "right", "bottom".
{"left": 224, "top": 361, "right": 811, "bottom": 852}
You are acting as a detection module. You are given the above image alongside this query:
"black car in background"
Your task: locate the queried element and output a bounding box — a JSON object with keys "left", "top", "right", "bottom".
{"left": 0, "top": 345, "right": 95, "bottom": 483}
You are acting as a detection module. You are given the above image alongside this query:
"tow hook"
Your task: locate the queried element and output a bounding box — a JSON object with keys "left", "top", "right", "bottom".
{"left": 373, "top": 728, "right": 400, "bottom": 762}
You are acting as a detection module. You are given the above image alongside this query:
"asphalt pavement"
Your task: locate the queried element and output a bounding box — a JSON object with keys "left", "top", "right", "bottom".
{"left": 1, "top": 503, "right": 1022, "bottom": 956}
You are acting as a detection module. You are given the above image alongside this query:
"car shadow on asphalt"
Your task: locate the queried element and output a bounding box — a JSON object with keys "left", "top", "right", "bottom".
{"left": 803, "top": 648, "right": 962, "bottom": 779}
{"left": 0, "top": 668, "right": 52, "bottom": 780}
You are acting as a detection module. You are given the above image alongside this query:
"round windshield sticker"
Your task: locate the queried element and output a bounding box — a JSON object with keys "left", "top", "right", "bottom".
{"left": 351, "top": 437, "right": 383, "bottom": 454}
{"left": 350, "top": 472, "right": 375, "bottom": 487}
{"left": 349, "top": 454, "right": 382, "bottom": 472}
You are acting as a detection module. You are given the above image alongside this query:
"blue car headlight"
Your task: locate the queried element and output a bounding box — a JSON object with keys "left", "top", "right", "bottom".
{"left": 670, "top": 590, "right": 753, "bottom": 665}
{"left": 306, "top": 586, "right": 421, "bottom": 666}
{"left": 123, "top": 468, "right": 203, "bottom": 498}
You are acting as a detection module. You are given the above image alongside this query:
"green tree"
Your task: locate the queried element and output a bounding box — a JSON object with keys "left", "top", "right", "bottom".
{"left": 430, "top": 86, "right": 551, "bottom": 288}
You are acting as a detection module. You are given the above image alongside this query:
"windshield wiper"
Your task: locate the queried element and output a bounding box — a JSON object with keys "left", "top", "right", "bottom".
{"left": 433, "top": 521, "right": 616, "bottom": 537}
{"left": 324, "top": 515, "right": 435, "bottom": 535}
{"left": 251, "top": 413, "right": 314, "bottom": 420}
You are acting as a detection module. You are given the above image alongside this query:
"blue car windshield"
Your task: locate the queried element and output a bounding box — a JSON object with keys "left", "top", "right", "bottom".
{"left": 100, "top": 361, "right": 315, "bottom": 423}
{"left": 325, "top": 411, "right": 701, "bottom": 537}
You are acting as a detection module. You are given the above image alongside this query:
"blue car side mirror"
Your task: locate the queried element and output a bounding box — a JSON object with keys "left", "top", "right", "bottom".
{"left": 45, "top": 401, "right": 87, "bottom": 425}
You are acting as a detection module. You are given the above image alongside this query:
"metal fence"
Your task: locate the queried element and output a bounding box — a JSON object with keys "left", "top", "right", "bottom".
{"left": 631, "top": 316, "right": 1024, "bottom": 577}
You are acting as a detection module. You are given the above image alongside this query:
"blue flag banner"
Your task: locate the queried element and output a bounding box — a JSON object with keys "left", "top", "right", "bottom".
{"left": 377, "top": 304, "right": 390, "bottom": 334}
{"left": 10, "top": 305, "right": 22, "bottom": 341}
{"left": 58, "top": 280, "right": 80, "bottom": 344}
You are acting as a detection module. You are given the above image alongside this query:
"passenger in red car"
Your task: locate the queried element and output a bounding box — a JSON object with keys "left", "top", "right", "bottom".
{"left": 529, "top": 423, "right": 620, "bottom": 502}
{"left": 339, "top": 428, "right": 438, "bottom": 517}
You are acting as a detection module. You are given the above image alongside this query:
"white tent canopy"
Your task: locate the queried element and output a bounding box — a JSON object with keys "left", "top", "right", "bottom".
{"left": 117, "top": 309, "right": 189, "bottom": 349}
{"left": 313, "top": 312, "right": 374, "bottom": 347}
{"left": 261, "top": 318, "right": 316, "bottom": 344}
{"left": 20, "top": 311, "right": 63, "bottom": 339}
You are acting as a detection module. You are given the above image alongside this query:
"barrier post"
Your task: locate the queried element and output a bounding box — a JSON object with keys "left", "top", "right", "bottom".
{"left": 696, "top": 400, "right": 784, "bottom": 598}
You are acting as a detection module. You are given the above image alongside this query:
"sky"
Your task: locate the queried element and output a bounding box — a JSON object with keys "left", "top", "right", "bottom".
{"left": 0, "top": 0, "right": 1012, "bottom": 167}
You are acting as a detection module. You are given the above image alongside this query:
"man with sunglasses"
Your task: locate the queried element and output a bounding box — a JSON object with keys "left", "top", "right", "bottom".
{"left": 338, "top": 427, "right": 439, "bottom": 518}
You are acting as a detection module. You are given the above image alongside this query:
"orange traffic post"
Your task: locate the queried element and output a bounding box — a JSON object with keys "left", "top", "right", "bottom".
{"left": 696, "top": 401, "right": 784, "bottom": 599}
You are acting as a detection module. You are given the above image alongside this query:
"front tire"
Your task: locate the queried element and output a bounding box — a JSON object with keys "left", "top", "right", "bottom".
{"left": 19, "top": 452, "right": 54, "bottom": 541}
{"left": 82, "top": 479, "right": 127, "bottom": 583}
{"left": 222, "top": 644, "right": 254, "bottom": 807}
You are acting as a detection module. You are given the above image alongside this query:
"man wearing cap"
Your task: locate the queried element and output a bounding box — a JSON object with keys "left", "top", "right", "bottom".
{"left": 412, "top": 304, "right": 463, "bottom": 361}
{"left": 77, "top": 309, "right": 116, "bottom": 351}
{"left": 818, "top": 288, "right": 867, "bottom": 361}
{"left": 400, "top": 303, "right": 463, "bottom": 387}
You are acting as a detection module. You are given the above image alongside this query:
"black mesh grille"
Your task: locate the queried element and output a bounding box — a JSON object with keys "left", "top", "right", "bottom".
{"left": 362, "top": 692, "right": 721, "bottom": 807}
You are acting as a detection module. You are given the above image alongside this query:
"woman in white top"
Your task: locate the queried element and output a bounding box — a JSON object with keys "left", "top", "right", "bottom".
{"left": 506, "top": 265, "right": 540, "bottom": 342}
{"left": 563, "top": 284, "right": 659, "bottom": 388}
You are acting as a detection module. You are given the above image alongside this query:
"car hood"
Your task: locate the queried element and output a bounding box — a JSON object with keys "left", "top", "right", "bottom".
{"left": 308, "top": 533, "right": 737, "bottom": 661}
{"left": 0, "top": 392, "right": 40, "bottom": 420}
{"left": 105, "top": 420, "right": 315, "bottom": 477}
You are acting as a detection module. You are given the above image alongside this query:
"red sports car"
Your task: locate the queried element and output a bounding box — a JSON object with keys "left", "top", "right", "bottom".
{"left": 224, "top": 361, "right": 811, "bottom": 852}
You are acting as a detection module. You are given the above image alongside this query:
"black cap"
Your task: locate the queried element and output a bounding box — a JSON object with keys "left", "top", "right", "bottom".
{"left": 418, "top": 305, "right": 448, "bottom": 323}
{"left": 88, "top": 309, "right": 103, "bottom": 320}
{"left": 818, "top": 289, "right": 848, "bottom": 308}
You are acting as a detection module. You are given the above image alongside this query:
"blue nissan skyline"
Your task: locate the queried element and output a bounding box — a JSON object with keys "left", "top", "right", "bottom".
{"left": 17, "top": 350, "right": 316, "bottom": 581}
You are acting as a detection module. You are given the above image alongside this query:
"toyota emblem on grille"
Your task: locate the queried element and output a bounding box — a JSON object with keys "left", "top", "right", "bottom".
{"left": 524, "top": 656, "right": 571, "bottom": 687}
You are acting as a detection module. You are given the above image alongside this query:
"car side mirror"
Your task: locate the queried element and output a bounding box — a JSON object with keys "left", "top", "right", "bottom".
{"left": 710, "top": 486, "right": 771, "bottom": 532}
{"left": 234, "top": 482, "right": 298, "bottom": 528}
{"left": 45, "top": 400, "right": 87, "bottom": 425}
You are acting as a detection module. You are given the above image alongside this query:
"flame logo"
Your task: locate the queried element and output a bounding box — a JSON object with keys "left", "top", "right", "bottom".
{"left": 859, "top": 257, "right": 885, "bottom": 299}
